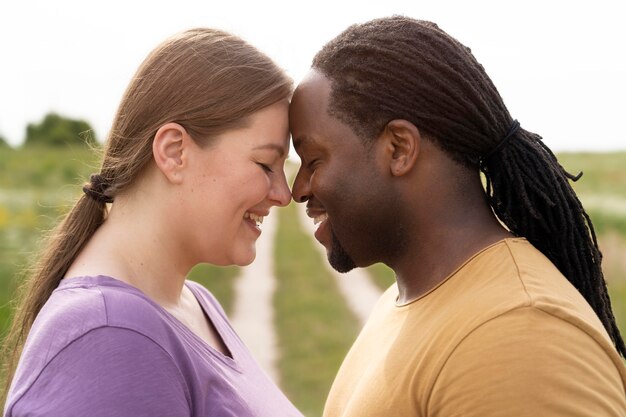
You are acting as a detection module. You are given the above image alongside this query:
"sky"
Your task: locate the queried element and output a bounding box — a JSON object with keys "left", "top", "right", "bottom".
{"left": 1, "top": 0, "right": 624, "bottom": 152}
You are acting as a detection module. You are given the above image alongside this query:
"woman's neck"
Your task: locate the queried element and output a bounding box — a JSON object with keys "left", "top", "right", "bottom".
{"left": 65, "top": 198, "right": 191, "bottom": 308}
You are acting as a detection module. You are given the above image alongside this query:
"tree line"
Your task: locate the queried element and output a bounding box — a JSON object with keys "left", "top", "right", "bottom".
{"left": 0, "top": 113, "right": 96, "bottom": 148}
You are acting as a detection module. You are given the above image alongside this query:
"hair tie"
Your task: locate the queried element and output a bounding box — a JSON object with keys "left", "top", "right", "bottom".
{"left": 482, "top": 120, "right": 521, "bottom": 162}
{"left": 82, "top": 174, "right": 113, "bottom": 204}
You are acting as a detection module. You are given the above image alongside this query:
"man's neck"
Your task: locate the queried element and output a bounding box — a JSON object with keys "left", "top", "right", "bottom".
{"left": 391, "top": 200, "right": 510, "bottom": 305}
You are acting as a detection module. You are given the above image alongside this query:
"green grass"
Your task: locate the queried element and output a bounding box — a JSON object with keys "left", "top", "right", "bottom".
{"left": 0, "top": 265, "right": 22, "bottom": 337}
{"left": 0, "top": 145, "right": 101, "bottom": 189}
{"left": 596, "top": 232, "right": 626, "bottom": 339}
{"left": 2, "top": 147, "right": 626, "bottom": 410}
{"left": 587, "top": 210, "right": 626, "bottom": 237}
{"left": 187, "top": 264, "right": 239, "bottom": 315}
{"left": 607, "top": 277, "right": 626, "bottom": 339}
{"left": 366, "top": 262, "right": 396, "bottom": 291}
{"left": 273, "top": 202, "right": 360, "bottom": 417}
{"left": 558, "top": 152, "right": 626, "bottom": 239}
{"left": 0, "top": 147, "right": 101, "bottom": 339}
{"left": 0, "top": 146, "right": 103, "bottom": 392}
{"left": 557, "top": 151, "right": 626, "bottom": 199}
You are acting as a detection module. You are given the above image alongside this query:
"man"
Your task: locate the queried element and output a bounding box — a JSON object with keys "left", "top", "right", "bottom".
{"left": 290, "top": 16, "right": 626, "bottom": 416}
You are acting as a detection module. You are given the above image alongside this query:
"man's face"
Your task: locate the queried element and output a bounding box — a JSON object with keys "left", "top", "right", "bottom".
{"left": 290, "top": 71, "right": 404, "bottom": 272}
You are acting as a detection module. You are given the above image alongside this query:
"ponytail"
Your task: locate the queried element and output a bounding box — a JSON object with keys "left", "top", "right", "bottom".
{"left": 1, "top": 192, "right": 107, "bottom": 400}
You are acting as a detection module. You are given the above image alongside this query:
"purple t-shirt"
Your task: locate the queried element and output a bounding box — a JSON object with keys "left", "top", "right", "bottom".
{"left": 4, "top": 275, "right": 303, "bottom": 417}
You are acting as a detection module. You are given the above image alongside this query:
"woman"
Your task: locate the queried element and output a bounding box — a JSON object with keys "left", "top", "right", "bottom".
{"left": 2, "top": 28, "right": 303, "bottom": 417}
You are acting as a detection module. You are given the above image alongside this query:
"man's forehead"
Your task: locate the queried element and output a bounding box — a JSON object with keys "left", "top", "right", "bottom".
{"left": 290, "top": 70, "right": 344, "bottom": 150}
{"left": 293, "top": 70, "right": 331, "bottom": 105}
{"left": 298, "top": 69, "right": 327, "bottom": 86}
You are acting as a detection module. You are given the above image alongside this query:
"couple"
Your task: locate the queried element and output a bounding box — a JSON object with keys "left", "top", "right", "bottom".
{"left": 3, "top": 16, "right": 626, "bottom": 417}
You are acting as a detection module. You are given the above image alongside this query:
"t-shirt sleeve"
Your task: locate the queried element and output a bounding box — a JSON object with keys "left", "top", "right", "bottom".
{"left": 427, "top": 307, "right": 626, "bottom": 417}
{"left": 8, "top": 326, "right": 191, "bottom": 417}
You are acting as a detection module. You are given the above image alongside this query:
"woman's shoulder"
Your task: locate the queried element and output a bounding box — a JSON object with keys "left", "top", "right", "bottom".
{"left": 7, "top": 325, "right": 191, "bottom": 417}
{"left": 51, "top": 275, "right": 162, "bottom": 324}
{"left": 27, "top": 276, "right": 111, "bottom": 350}
{"left": 28, "top": 275, "right": 181, "bottom": 355}
{"left": 9, "top": 276, "right": 192, "bottom": 406}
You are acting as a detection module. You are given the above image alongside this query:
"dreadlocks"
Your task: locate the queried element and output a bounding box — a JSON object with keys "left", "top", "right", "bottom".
{"left": 312, "top": 15, "right": 626, "bottom": 357}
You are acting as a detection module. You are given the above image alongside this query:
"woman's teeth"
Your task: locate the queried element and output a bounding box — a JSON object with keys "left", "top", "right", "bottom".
{"left": 314, "top": 213, "right": 328, "bottom": 225}
{"left": 244, "top": 212, "right": 264, "bottom": 227}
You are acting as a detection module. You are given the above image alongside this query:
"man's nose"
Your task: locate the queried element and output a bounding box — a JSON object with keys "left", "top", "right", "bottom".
{"left": 291, "top": 168, "right": 310, "bottom": 203}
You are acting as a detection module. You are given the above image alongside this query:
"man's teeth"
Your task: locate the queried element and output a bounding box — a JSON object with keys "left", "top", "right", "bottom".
{"left": 313, "top": 213, "right": 328, "bottom": 225}
{"left": 244, "top": 212, "right": 264, "bottom": 226}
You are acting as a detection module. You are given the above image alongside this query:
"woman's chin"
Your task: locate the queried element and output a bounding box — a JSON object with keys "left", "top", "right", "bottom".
{"left": 231, "top": 248, "right": 257, "bottom": 267}
{"left": 199, "top": 244, "right": 256, "bottom": 267}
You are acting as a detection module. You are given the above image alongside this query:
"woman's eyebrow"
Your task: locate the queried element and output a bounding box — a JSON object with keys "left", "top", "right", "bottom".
{"left": 253, "top": 143, "right": 286, "bottom": 157}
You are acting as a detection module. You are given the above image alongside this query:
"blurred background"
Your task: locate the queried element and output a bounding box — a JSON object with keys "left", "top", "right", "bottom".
{"left": 1, "top": 0, "right": 625, "bottom": 415}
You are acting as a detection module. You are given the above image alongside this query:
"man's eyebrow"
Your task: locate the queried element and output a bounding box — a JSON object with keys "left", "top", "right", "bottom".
{"left": 253, "top": 143, "right": 286, "bottom": 157}
{"left": 292, "top": 135, "right": 314, "bottom": 149}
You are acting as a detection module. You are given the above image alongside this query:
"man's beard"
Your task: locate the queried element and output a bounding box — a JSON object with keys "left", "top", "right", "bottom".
{"left": 328, "top": 227, "right": 357, "bottom": 273}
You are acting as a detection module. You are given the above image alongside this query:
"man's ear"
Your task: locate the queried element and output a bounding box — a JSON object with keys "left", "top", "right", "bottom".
{"left": 152, "top": 122, "right": 189, "bottom": 184}
{"left": 381, "top": 119, "right": 421, "bottom": 177}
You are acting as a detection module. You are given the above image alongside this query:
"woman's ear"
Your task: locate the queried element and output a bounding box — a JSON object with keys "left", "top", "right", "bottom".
{"left": 152, "top": 123, "right": 189, "bottom": 184}
{"left": 382, "top": 119, "right": 421, "bottom": 177}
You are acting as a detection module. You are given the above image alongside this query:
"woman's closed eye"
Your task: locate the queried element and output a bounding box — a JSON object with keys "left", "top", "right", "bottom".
{"left": 257, "top": 162, "right": 274, "bottom": 173}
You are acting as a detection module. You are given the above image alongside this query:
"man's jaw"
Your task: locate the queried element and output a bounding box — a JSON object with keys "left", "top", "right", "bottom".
{"left": 305, "top": 204, "right": 357, "bottom": 272}
{"left": 329, "top": 227, "right": 357, "bottom": 273}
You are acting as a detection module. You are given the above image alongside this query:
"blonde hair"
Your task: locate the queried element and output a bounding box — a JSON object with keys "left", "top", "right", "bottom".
{"left": 1, "top": 28, "right": 292, "bottom": 399}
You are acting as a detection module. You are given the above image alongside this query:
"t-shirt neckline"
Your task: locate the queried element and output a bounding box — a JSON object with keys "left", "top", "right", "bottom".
{"left": 394, "top": 237, "right": 527, "bottom": 308}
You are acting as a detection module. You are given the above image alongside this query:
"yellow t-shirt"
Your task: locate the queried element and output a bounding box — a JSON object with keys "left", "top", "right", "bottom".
{"left": 323, "top": 238, "right": 626, "bottom": 417}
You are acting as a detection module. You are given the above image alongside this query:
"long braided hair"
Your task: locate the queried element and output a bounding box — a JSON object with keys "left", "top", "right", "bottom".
{"left": 312, "top": 16, "right": 625, "bottom": 356}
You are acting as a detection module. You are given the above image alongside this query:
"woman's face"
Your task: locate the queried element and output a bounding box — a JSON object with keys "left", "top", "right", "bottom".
{"left": 180, "top": 100, "right": 291, "bottom": 267}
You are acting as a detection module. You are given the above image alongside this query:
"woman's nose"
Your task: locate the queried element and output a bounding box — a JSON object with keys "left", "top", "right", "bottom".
{"left": 269, "top": 171, "right": 292, "bottom": 207}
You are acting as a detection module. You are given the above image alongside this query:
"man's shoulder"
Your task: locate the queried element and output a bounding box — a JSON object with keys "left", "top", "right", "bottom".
{"left": 440, "top": 238, "right": 621, "bottom": 368}
{"left": 394, "top": 238, "right": 616, "bottom": 359}
{"left": 500, "top": 238, "right": 607, "bottom": 332}
{"left": 452, "top": 238, "right": 600, "bottom": 325}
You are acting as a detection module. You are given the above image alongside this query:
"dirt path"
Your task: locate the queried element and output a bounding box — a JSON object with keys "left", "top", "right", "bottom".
{"left": 229, "top": 199, "right": 385, "bottom": 384}
{"left": 230, "top": 211, "right": 279, "bottom": 383}
{"left": 295, "top": 203, "right": 383, "bottom": 326}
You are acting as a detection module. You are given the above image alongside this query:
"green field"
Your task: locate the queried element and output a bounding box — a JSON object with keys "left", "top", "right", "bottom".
{"left": 1, "top": 148, "right": 626, "bottom": 414}
{"left": 0, "top": 146, "right": 100, "bottom": 332}
{"left": 274, "top": 202, "right": 360, "bottom": 416}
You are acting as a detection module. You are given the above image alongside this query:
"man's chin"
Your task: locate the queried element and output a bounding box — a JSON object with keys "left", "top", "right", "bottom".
{"left": 329, "top": 261, "right": 356, "bottom": 273}
{"left": 328, "top": 233, "right": 357, "bottom": 273}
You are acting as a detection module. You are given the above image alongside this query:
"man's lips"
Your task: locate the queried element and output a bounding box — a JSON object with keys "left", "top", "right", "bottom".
{"left": 313, "top": 213, "right": 328, "bottom": 225}
{"left": 306, "top": 206, "right": 328, "bottom": 225}
{"left": 305, "top": 205, "right": 331, "bottom": 245}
